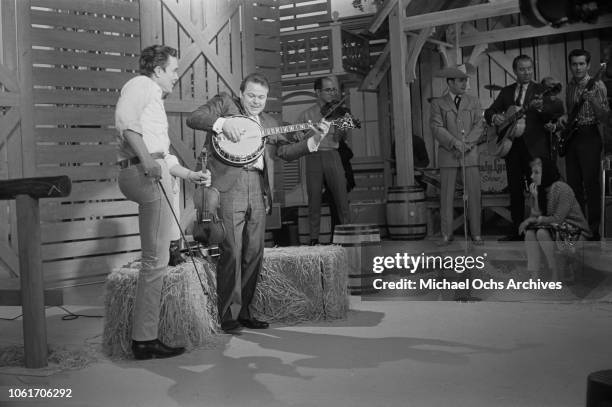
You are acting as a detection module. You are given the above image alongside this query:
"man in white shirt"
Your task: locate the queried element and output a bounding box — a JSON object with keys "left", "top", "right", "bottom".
{"left": 187, "top": 73, "right": 329, "bottom": 333}
{"left": 115, "top": 45, "right": 210, "bottom": 359}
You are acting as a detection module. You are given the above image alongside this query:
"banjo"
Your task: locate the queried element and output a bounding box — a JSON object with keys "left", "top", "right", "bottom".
{"left": 212, "top": 113, "right": 360, "bottom": 166}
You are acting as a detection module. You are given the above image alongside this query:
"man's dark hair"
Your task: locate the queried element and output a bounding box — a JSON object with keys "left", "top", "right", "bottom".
{"left": 139, "top": 45, "right": 178, "bottom": 76}
{"left": 240, "top": 73, "right": 269, "bottom": 92}
{"left": 568, "top": 49, "right": 591, "bottom": 64}
{"left": 512, "top": 54, "right": 534, "bottom": 71}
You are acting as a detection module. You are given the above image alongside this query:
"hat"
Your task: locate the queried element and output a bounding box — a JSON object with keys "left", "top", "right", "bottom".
{"left": 435, "top": 64, "right": 472, "bottom": 79}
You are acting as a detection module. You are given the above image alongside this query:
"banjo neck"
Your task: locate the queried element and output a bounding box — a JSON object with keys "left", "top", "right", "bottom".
{"left": 262, "top": 122, "right": 317, "bottom": 137}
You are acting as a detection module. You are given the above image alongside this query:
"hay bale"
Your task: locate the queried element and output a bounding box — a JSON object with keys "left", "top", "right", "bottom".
{"left": 102, "top": 258, "right": 219, "bottom": 358}
{"left": 252, "top": 246, "right": 349, "bottom": 323}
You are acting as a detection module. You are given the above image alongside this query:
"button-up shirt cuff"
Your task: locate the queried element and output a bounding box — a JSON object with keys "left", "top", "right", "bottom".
{"left": 307, "top": 137, "right": 319, "bottom": 152}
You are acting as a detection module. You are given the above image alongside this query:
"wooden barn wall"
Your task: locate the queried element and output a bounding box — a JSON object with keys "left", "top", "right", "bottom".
{"left": 0, "top": 0, "right": 32, "bottom": 278}
{"left": 0, "top": 0, "right": 272, "bottom": 287}
{"left": 412, "top": 19, "right": 608, "bottom": 193}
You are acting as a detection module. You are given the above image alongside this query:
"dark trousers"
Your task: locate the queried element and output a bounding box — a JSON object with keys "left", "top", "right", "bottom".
{"left": 504, "top": 137, "right": 532, "bottom": 234}
{"left": 217, "top": 170, "right": 266, "bottom": 322}
{"left": 565, "top": 124, "right": 602, "bottom": 235}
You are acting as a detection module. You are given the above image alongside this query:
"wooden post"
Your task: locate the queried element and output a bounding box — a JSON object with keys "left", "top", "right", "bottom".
{"left": 15, "top": 194, "right": 47, "bottom": 368}
{"left": 330, "top": 16, "right": 344, "bottom": 76}
{"left": 0, "top": 176, "right": 71, "bottom": 369}
{"left": 389, "top": 1, "right": 414, "bottom": 185}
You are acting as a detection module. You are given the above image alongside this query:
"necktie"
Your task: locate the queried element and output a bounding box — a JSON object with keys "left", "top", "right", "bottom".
{"left": 454, "top": 95, "right": 461, "bottom": 110}
{"left": 515, "top": 85, "right": 524, "bottom": 106}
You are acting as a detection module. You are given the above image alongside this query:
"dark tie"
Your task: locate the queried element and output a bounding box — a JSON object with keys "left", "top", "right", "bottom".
{"left": 454, "top": 95, "right": 461, "bottom": 110}
{"left": 515, "top": 85, "right": 524, "bottom": 106}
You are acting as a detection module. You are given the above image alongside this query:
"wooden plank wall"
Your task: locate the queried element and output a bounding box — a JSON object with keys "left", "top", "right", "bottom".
{"left": 0, "top": 0, "right": 26, "bottom": 278}
{"left": 29, "top": 0, "right": 142, "bottom": 285}
{"left": 279, "top": 0, "right": 330, "bottom": 32}
{"left": 0, "top": 0, "right": 256, "bottom": 287}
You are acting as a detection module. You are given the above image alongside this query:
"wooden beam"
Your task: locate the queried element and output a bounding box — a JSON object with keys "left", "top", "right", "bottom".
{"left": 16, "top": 194, "right": 47, "bottom": 368}
{"left": 459, "top": 14, "right": 612, "bottom": 46}
{"left": 389, "top": 3, "right": 414, "bottom": 185}
{"left": 487, "top": 49, "right": 516, "bottom": 80}
{"left": 406, "top": 27, "right": 434, "bottom": 83}
{"left": 176, "top": 2, "right": 242, "bottom": 80}
{"left": 0, "top": 241, "right": 19, "bottom": 278}
{"left": 16, "top": 0, "right": 35, "bottom": 178}
{"left": 369, "top": 0, "right": 399, "bottom": 34}
{"left": 402, "top": 0, "right": 519, "bottom": 31}
{"left": 0, "top": 108, "right": 20, "bottom": 148}
{"left": 0, "top": 64, "right": 20, "bottom": 93}
{"left": 161, "top": 0, "right": 241, "bottom": 94}
{"left": 359, "top": 42, "right": 390, "bottom": 91}
{"left": 406, "top": 31, "right": 454, "bottom": 48}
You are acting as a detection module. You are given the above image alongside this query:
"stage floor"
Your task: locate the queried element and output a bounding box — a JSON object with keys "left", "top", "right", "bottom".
{"left": 1, "top": 237, "right": 611, "bottom": 406}
{"left": 1, "top": 298, "right": 611, "bottom": 407}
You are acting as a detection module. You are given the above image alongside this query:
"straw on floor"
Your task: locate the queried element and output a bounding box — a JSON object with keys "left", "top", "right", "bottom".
{"left": 102, "top": 257, "right": 220, "bottom": 358}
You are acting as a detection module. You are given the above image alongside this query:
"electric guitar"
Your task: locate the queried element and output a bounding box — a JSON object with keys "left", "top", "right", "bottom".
{"left": 556, "top": 61, "right": 607, "bottom": 157}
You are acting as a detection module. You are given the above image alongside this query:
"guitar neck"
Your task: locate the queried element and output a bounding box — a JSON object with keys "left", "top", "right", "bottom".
{"left": 263, "top": 122, "right": 315, "bottom": 137}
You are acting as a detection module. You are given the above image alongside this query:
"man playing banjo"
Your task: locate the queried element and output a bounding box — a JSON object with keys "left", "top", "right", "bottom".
{"left": 186, "top": 73, "right": 330, "bottom": 333}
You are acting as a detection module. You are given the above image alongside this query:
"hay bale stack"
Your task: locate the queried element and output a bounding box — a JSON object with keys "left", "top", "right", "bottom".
{"left": 102, "top": 258, "right": 219, "bottom": 358}
{"left": 253, "top": 246, "right": 349, "bottom": 323}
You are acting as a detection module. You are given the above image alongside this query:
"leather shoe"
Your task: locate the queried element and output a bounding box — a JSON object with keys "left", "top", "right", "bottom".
{"left": 498, "top": 234, "right": 522, "bottom": 242}
{"left": 239, "top": 318, "right": 269, "bottom": 329}
{"left": 131, "top": 339, "right": 185, "bottom": 360}
{"left": 472, "top": 236, "right": 484, "bottom": 246}
{"left": 221, "top": 319, "right": 242, "bottom": 333}
{"left": 437, "top": 235, "right": 454, "bottom": 246}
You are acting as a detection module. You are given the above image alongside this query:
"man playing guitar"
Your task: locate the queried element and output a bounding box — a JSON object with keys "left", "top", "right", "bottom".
{"left": 485, "top": 55, "right": 564, "bottom": 242}
{"left": 553, "top": 49, "right": 609, "bottom": 240}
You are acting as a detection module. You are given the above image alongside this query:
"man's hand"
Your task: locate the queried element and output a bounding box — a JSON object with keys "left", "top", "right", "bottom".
{"left": 557, "top": 114, "right": 568, "bottom": 129}
{"left": 142, "top": 158, "right": 162, "bottom": 180}
{"left": 221, "top": 118, "right": 247, "bottom": 142}
{"left": 310, "top": 119, "right": 331, "bottom": 145}
{"left": 189, "top": 169, "right": 211, "bottom": 186}
{"left": 492, "top": 113, "right": 504, "bottom": 126}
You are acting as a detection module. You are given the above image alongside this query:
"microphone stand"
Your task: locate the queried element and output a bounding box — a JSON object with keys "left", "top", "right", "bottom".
{"left": 461, "top": 129, "right": 469, "bottom": 253}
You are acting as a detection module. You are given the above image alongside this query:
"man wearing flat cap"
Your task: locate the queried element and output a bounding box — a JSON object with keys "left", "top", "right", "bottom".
{"left": 430, "top": 65, "right": 484, "bottom": 245}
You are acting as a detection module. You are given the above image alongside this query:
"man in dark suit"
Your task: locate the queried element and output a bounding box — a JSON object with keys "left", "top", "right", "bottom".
{"left": 186, "top": 73, "right": 329, "bottom": 332}
{"left": 485, "top": 55, "right": 563, "bottom": 241}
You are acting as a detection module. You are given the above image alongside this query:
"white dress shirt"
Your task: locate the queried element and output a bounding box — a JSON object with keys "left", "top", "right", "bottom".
{"left": 115, "top": 75, "right": 179, "bottom": 169}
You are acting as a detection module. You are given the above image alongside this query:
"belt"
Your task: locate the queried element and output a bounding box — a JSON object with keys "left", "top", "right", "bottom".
{"left": 117, "top": 152, "right": 165, "bottom": 169}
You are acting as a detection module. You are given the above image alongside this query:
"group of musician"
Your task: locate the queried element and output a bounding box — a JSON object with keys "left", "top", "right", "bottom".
{"left": 115, "top": 45, "right": 348, "bottom": 360}
{"left": 432, "top": 49, "right": 609, "bottom": 277}
{"left": 114, "top": 43, "right": 609, "bottom": 359}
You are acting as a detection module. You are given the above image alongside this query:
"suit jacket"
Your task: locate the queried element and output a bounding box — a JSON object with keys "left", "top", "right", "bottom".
{"left": 484, "top": 82, "right": 563, "bottom": 159}
{"left": 430, "top": 92, "right": 483, "bottom": 168}
{"left": 186, "top": 93, "right": 310, "bottom": 205}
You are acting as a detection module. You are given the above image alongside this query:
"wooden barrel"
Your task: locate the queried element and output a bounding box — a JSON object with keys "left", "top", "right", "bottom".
{"left": 587, "top": 370, "right": 612, "bottom": 407}
{"left": 386, "top": 185, "right": 427, "bottom": 240}
{"left": 333, "top": 224, "right": 381, "bottom": 295}
{"left": 298, "top": 205, "right": 332, "bottom": 244}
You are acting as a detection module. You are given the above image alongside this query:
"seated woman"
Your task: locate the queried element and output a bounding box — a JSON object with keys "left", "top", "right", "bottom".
{"left": 518, "top": 157, "right": 591, "bottom": 281}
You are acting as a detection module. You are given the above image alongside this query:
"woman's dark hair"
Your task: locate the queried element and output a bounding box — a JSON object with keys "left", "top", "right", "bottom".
{"left": 139, "top": 45, "right": 178, "bottom": 76}
{"left": 531, "top": 157, "right": 561, "bottom": 215}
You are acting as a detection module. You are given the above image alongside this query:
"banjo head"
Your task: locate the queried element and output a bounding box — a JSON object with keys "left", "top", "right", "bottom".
{"left": 212, "top": 116, "right": 266, "bottom": 166}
